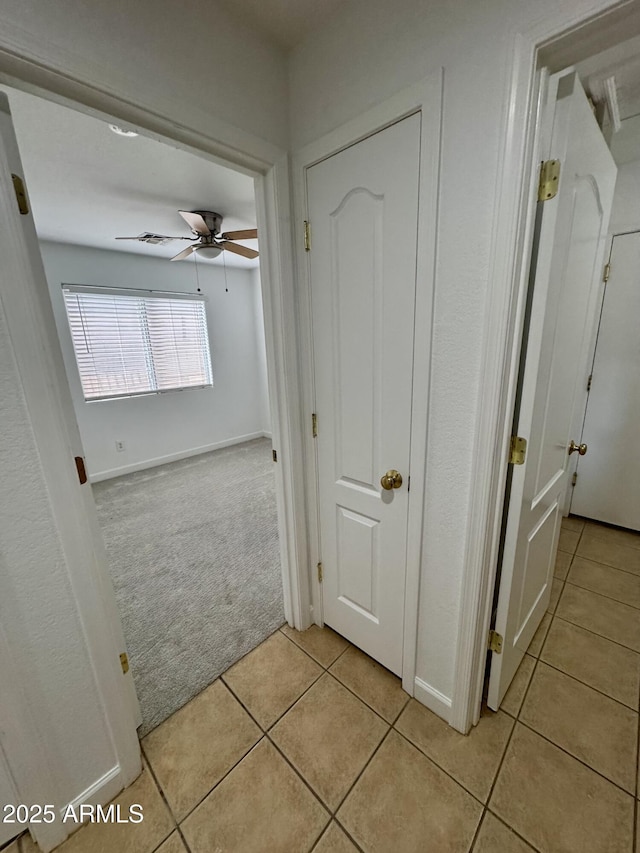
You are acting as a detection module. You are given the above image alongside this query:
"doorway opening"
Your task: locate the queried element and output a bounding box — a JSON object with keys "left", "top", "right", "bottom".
{"left": 2, "top": 82, "right": 287, "bottom": 736}
{"left": 466, "top": 33, "right": 640, "bottom": 830}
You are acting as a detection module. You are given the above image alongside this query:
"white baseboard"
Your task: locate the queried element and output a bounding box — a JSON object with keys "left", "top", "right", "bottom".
{"left": 414, "top": 677, "right": 452, "bottom": 723}
{"left": 89, "top": 432, "right": 270, "bottom": 482}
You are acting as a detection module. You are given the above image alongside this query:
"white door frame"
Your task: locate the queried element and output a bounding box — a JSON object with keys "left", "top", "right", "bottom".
{"left": 450, "top": 0, "right": 640, "bottom": 733}
{"left": 0, "top": 38, "right": 307, "bottom": 840}
{"left": 292, "top": 74, "right": 443, "bottom": 695}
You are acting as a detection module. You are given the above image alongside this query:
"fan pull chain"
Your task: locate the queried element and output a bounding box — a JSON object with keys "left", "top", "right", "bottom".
{"left": 222, "top": 249, "right": 229, "bottom": 292}
{"left": 194, "top": 251, "right": 202, "bottom": 292}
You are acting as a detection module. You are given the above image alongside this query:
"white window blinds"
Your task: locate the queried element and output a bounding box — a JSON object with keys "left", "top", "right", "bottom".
{"left": 62, "top": 285, "right": 213, "bottom": 401}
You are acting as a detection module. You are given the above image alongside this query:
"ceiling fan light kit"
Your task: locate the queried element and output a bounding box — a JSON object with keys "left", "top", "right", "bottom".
{"left": 115, "top": 210, "right": 259, "bottom": 262}
{"left": 192, "top": 245, "right": 223, "bottom": 259}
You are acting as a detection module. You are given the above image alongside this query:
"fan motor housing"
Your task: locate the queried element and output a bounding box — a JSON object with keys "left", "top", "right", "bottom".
{"left": 191, "top": 210, "right": 223, "bottom": 236}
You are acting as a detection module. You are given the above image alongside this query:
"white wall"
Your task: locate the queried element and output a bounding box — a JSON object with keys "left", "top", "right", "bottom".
{"left": 41, "top": 242, "right": 270, "bottom": 480}
{"left": 289, "top": 0, "right": 621, "bottom": 709}
{"left": 0, "top": 0, "right": 288, "bottom": 154}
{"left": 609, "top": 159, "right": 640, "bottom": 234}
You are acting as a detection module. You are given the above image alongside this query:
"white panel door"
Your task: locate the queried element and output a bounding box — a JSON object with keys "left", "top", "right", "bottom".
{"left": 571, "top": 232, "right": 640, "bottom": 530}
{"left": 307, "top": 115, "right": 421, "bottom": 676}
{"left": 488, "top": 73, "right": 617, "bottom": 708}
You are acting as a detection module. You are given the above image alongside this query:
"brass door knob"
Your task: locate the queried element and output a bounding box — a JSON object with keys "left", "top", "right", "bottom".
{"left": 380, "top": 469, "right": 403, "bottom": 490}
{"left": 568, "top": 440, "right": 588, "bottom": 456}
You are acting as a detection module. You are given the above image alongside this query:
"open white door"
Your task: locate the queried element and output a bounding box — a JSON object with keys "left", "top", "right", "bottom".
{"left": 307, "top": 115, "right": 421, "bottom": 676}
{"left": 0, "top": 92, "right": 141, "bottom": 825}
{"left": 488, "top": 72, "right": 617, "bottom": 709}
{"left": 571, "top": 232, "right": 640, "bottom": 531}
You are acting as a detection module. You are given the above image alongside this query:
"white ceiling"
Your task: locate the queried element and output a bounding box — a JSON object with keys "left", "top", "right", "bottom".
{"left": 2, "top": 86, "right": 259, "bottom": 268}
{"left": 221, "top": 0, "right": 345, "bottom": 51}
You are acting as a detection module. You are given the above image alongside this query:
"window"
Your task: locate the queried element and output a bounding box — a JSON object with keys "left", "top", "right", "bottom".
{"left": 62, "top": 285, "right": 213, "bottom": 401}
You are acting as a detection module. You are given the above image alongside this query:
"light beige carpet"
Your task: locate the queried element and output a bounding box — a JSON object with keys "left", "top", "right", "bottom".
{"left": 92, "top": 437, "right": 283, "bottom": 735}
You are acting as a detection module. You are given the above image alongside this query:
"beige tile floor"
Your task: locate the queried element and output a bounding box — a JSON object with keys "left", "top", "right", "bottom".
{"left": 12, "top": 517, "right": 640, "bottom": 853}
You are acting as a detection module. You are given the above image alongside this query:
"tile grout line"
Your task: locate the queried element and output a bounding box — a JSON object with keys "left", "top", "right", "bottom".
{"left": 519, "top": 574, "right": 639, "bottom": 798}
{"left": 554, "top": 565, "right": 640, "bottom": 655}
{"left": 551, "top": 611, "right": 640, "bottom": 655}
{"left": 389, "top": 725, "right": 486, "bottom": 810}
{"left": 278, "top": 624, "right": 351, "bottom": 669}
{"left": 309, "top": 820, "right": 366, "bottom": 853}
{"left": 216, "top": 634, "right": 413, "bottom": 839}
{"left": 145, "top": 721, "right": 262, "bottom": 828}
{"left": 556, "top": 601, "right": 640, "bottom": 653}
{"left": 576, "top": 520, "right": 640, "bottom": 850}
{"left": 138, "top": 744, "right": 189, "bottom": 853}
{"left": 534, "top": 655, "right": 640, "bottom": 711}
{"left": 222, "top": 635, "right": 409, "bottom": 850}
{"left": 467, "top": 614, "right": 553, "bottom": 852}
{"left": 261, "top": 731, "right": 363, "bottom": 852}
{"left": 564, "top": 576, "right": 640, "bottom": 611}
{"left": 516, "top": 717, "right": 637, "bottom": 799}
{"left": 569, "top": 553, "right": 640, "bottom": 582}
{"left": 223, "top": 660, "right": 326, "bottom": 732}
{"left": 217, "top": 673, "right": 345, "bottom": 837}
{"left": 465, "top": 704, "right": 543, "bottom": 851}
{"left": 138, "top": 623, "right": 286, "bottom": 741}
{"left": 278, "top": 627, "right": 412, "bottom": 727}
{"left": 330, "top": 726, "right": 395, "bottom": 819}
{"left": 466, "top": 809, "right": 489, "bottom": 853}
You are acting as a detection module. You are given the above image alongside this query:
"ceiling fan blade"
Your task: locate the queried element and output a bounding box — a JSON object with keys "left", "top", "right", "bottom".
{"left": 115, "top": 234, "right": 194, "bottom": 244}
{"left": 220, "top": 241, "right": 259, "bottom": 260}
{"left": 170, "top": 245, "right": 197, "bottom": 262}
{"left": 178, "top": 210, "right": 211, "bottom": 236}
{"left": 221, "top": 229, "right": 258, "bottom": 241}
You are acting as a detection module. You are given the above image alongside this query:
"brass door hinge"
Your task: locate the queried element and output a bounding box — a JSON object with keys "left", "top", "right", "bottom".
{"left": 488, "top": 630, "right": 503, "bottom": 654}
{"left": 11, "top": 174, "right": 29, "bottom": 215}
{"left": 509, "top": 435, "right": 527, "bottom": 465}
{"left": 603, "top": 263, "right": 611, "bottom": 283}
{"left": 304, "top": 220, "right": 311, "bottom": 251}
{"left": 312, "top": 413, "right": 318, "bottom": 437}
{"left": 272, "top": 449, "right": 278, "bottom": 462}
{"left": 317, "top": 562, "right": 323, "bottom": 583}
{"left": 538, "top": 159, "right": 560, "bottom": 201}
{"left": 571, "top": 471, "right": 578, "bottom": 487}
{"left": 587, "top": 374, "right": 593, "bottom": 392}
{"left": 119, "top": 653, "right": 129, "bottom": 674}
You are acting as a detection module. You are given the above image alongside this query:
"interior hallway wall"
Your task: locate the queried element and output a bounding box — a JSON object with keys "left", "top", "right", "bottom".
{"left": 0, "top": 0, "right": 288, "bottom": 153}
{"left": 609, "top": 159, "right": 640, "bottom": 234}
{"left": 41, "top": 242, "right": 270, "bottom": 480}
{"left": 289, "top": 0, "right": 623, "bottom": 713}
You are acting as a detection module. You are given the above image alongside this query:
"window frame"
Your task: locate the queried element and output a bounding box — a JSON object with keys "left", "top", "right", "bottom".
{"left": 62, "top": 283, "right": 214, "bottom": 402}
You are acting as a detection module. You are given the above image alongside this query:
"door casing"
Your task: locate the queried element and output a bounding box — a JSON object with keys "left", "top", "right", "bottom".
{"left": 452, "top": 0, "right": 640, "bottom": 733}
{"left": 293, "top": 74, "right": 443, "bottom": 702}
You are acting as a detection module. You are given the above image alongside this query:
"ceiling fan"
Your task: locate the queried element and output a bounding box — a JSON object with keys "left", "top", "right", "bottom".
{"left": 115, "top": 210, "right": 259, "bottom": 261}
